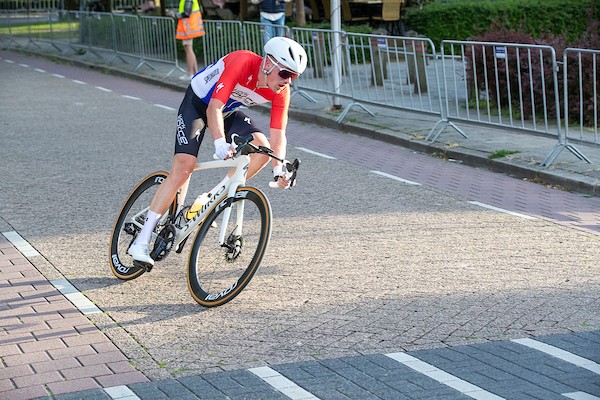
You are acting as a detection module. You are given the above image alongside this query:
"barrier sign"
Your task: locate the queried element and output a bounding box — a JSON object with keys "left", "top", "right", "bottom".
{"left": 495, "top": 46, "right": 507, "bottom": 59}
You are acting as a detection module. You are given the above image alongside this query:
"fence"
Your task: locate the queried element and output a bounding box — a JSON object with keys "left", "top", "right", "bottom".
{"left": 555, "top": 47, "right": 600, "bottom": 165}
{"left": 1, "top": 10, "right": 182, "bottom": 74}
{"left": 1, "top": 11, "right": 598, "bottom": 167}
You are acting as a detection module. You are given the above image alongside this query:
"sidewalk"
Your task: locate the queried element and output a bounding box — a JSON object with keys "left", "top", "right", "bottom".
{"left": 0, "top": 231, "right": 148, "bottom": 400}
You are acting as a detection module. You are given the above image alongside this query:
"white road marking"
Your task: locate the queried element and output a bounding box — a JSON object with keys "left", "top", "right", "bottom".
{"left": 295, "top": 147, "right": 336, "bottom": 159}
{"left": 563, "top": 392, "right": 600, "bottom": 400}
{"left": 96, "top": 86, "right": 112, "bottom": 92}
{"left": 51, "top": 279, "right": 101, "bottom": 315}
{"left": 123, "top": 95, "right": 141, "bottom": 100}
{"left": 249, "top": 366, "right": 321, "bottom": 400}
{"left": 386, "top": 352, "right": 505, "bottom": 400}
{"left": 512, "top": 338, "right": 600, "bottom": 374}
{"left": 154, "top": 104, "right": 176, "bottom": 111}
{"left": 2, "top": 231, "right": 41, "bottom": 257}
{"left": 104, "top": 385, "right": 141, "bottom": 399}
{"left": 468, "top": 201, "right": 537, "bottom": 220}
{"left": 371, "top": 170, "right": 421, "bottom": 185}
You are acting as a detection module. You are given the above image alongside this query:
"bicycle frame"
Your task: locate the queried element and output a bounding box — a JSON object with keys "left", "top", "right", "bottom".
{"left": 177, "top": 155, "right": 251, "bottom": 247}
{"left": 127, "top": 155, "right": 252, "bottom": 250}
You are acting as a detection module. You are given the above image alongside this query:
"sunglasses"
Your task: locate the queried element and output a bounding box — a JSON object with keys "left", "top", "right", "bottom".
{"left": 268, "top": 56, "right": 298, "bottom": 80}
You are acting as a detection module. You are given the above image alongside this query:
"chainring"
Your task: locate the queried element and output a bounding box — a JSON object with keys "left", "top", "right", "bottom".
{"left": 151, "top": 224, "right": 176, "bottom": 261}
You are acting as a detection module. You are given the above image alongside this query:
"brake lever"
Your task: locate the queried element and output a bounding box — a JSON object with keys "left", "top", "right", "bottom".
{"left": 287, "top": 159, "right": 301, "bottom": 188}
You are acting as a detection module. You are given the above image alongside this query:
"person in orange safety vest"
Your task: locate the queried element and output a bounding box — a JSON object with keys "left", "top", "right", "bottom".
{"left": 175, "top": 0, "right": 205, "bottom": 80}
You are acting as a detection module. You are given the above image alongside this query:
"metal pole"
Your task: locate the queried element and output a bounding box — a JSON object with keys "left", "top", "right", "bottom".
{"left": 330, "top": 0, "right": 342, "bottom": 109}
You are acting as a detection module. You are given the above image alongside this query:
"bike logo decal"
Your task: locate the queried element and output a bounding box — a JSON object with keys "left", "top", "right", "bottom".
{"left": 234, "top": 191, "right": 249, "bottom": 199}
{"left": 205, "top": 281, "right": 237, "bottom": 301}
{"left": 154, "top": 176, "right": 165, "bottom": 183}
{"left": 215, "top": 197, "right": 232, "bottom": 213}
{"left": 188, "top": 185, "right": 227, "bottom": 223}
{"left": 112, "top": 254, "right": 132, "bottom": 274}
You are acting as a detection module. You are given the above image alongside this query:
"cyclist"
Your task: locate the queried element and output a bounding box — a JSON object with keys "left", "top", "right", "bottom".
{"left": 127, "top": 36, "right": 307, "bottom": 266}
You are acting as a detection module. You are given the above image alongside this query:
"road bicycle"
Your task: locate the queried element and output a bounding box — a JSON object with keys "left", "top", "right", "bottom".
{"left": 109, "top": 138, "right": 300, "bottom": 307}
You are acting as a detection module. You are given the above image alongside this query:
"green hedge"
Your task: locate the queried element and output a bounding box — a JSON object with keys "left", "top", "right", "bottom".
{"left": 405, "top": 0, "right": 599, "bottom": 47}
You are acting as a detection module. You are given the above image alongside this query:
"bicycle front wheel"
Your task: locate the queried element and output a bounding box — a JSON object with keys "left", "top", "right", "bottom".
{"left": 187, "top": 186, "right": 272, "bottom": 307}
{"left": 109, "top": 171, "right": 171, "bottom": 280}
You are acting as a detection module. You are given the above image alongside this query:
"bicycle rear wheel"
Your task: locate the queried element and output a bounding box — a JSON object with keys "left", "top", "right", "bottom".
{"left": 187, "top": 186, "right": 272, "bottom": 307}
{"left": 109, "top": 172, "right": 172, "bottom": 280}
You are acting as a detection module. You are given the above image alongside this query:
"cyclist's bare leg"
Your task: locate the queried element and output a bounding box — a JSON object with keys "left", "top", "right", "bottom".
{"left": 176, "top": 176, "right": 192, "bottom": 213}
{"left": 149, "top": 153, "right": 198, "bottom": 216}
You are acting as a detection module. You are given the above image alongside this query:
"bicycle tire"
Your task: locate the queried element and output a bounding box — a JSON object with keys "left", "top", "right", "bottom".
{"left": 187, "top": 186, "right": 272, "bottom": 307}
{"left": 109, "top": 171, "right": 173, "bottom": 280}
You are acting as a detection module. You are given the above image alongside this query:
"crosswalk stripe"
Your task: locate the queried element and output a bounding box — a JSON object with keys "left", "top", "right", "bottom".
{"left": 249, "top": 366, "right": 321, "bottom": 400}
{"left": 563, "top": 392, "right": 600, "bottom": 400}
{"left": 104, "top": 385, "right": 140, "bottom": 399}
{"left": 386, "top": 352, "right": 505, "bottom": 400}
{"left": 512, "top": 338, "right": 600, "bottom": 374}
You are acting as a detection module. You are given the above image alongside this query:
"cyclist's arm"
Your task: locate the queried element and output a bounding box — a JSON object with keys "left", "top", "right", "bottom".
{"left": 207, "top": 98, "right": 226, "bottom": 141}
{"left": 269, "top": 90, "right": 289, "bottom": 165}
{"left": 269, "top": 128, "right": 287, "bottom": 166}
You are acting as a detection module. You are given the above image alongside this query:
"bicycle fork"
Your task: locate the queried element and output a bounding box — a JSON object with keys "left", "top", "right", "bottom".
{"left": 218, "top": 190, "right": 245, "bottom": 245}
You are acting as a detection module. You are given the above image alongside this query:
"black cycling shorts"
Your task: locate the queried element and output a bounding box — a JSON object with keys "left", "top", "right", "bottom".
{"left": 175, "top": 86, "right": 262, "bottom": 156}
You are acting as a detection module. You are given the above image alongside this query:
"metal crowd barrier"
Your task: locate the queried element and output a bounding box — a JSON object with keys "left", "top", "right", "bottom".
{"left": 427, "top": 39, "right": 592, "bottom": 166}
{"left": 2, "top": 12, "right": 598, "bottom": 166}
{"left": 138, "top": 15, "right": 180, "bottom": 75}
{"left": 202, "top": 19, "right": 243, "bottom": 64}
{"left": 201, "top": 19, "right": 292, "bottom": 66}
{"left": 0, "top": 0, "right": 63, "bottom": 11}
{"left": 432, "top": 41, "right": 562, "bottom": 140}
{"left": 338, "top": 33, "right": 440, "bottom": 121}
{"left": 550, "top": 47, "right": 600, "bottom": 165}
{"left": 242, "top": 20, "right": 291, "bottom": 55}
{"left": 0, "top": 10, "right": 183, "bottom": 75}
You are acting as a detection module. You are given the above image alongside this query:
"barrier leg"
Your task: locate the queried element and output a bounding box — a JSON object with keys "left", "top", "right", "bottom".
{"left": 426, "top": 119, "right": 468, "bottom": 143}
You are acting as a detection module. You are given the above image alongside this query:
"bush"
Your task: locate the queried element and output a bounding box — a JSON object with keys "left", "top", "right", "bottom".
{"left": 405, "top": 0, "right": 599, "bottom": 48}
{"left": 465, "top": 12, "right": 600, "bottom": 127}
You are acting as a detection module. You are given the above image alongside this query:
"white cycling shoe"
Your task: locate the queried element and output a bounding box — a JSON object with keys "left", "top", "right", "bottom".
{"left": 127, "top": 242, "right": 154, "bottom": 266}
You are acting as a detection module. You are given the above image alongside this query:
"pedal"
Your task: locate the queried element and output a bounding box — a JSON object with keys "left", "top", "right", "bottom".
{"left": 133, "top": 260, "right": 153, "bottom": 272}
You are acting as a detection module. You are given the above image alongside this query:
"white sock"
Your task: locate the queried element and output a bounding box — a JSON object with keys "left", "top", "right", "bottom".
{"left": 209, "top": 176, "right": 230, "bottom": 196}
{"left": 134, "top": 210, "right": 162, "bottom": 246}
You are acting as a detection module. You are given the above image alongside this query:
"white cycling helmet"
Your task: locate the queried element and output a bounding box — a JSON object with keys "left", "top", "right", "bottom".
{"left": 264, "top": 37, "right": 307, "bottom": 75}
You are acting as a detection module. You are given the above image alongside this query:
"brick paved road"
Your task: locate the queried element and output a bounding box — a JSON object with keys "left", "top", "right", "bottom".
{"left": 0, "top": 50, "right": 599, "bottom": 400}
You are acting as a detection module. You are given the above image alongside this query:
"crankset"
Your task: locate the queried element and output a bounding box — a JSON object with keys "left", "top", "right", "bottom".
{"left": 150, "top": 224, "right": 176, "bottom": 261}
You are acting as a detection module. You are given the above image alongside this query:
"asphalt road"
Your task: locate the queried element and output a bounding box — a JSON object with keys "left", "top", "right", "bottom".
{"left": 1, "top": 51, "right": 599, "bottom": 399}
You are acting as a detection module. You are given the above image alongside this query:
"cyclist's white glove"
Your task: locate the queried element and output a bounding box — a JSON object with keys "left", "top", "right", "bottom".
{"left": 272, "top": 162, "right": 293, "bottom": 189}
{"left": 273, "top": 163, "right": 286, "bottom": 179}
{"left": 214, "top": 138, "right": 232, "bottom": 160}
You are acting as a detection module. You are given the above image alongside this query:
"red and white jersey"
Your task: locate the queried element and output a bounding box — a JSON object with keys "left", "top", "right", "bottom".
{"left": 190, "top": 50, "right": 290, "bottom": 130}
